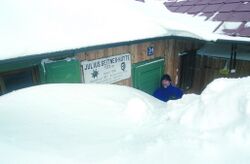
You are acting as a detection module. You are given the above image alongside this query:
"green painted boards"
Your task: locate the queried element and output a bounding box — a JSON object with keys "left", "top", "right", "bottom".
{"left": 40, "top": 59, "right": 81, "bottom": 83}
{"left": 133, "top": 58, "right": 164, "bottom": 95}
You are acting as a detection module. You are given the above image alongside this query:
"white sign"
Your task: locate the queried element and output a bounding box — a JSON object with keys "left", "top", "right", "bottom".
{"left": 81, "top": 53, "right": 131, "bottom": 84}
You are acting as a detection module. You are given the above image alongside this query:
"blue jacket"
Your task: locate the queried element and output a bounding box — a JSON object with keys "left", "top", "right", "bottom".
{"left": 153, "top": 84, "right": 183, "bottom": 102}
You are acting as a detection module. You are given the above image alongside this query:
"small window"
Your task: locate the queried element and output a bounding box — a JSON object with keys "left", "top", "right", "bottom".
{"left": 1, "top": 68, "right": 38, "bottom": 94}
{"left": 0, "top": 76, "right": 5, "bottom": 96}
{"left": 0, "top": 85, "right": 2, "bottom": 96}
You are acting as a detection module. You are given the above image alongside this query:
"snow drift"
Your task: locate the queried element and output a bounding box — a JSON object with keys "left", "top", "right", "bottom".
{"left": 0, "top": 77, "right": 250, "bottom": 163}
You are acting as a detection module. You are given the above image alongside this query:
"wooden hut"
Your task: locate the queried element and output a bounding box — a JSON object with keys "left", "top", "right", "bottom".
{"left": 1, "top": 0, "right": 249, "bottom": 96}
{"left": 0, "top": 36, "right": 204, "bottom": 95}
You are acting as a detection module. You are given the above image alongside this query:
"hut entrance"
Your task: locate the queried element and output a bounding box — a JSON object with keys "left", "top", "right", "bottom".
{"left": 179, "top": 51, "right": 196, "bottom": 93}
{"left": 132, "top": 58, "right": 164, "bottom": 95}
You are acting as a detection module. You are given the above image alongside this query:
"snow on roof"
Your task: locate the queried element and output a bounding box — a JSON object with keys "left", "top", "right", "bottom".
{"left": 1, "top": 0, "right": 250, "bottom": 61}
{"left": 0, "top": 77, "right": 250, "bottom": 163}
{"left": 164, "top": 0, "right": 250, "bottom": 37}
{"left": 0, "top": 0, "right": 196, "bottom": 61}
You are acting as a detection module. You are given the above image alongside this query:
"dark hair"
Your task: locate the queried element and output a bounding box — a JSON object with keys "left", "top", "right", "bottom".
{"left": 161, "top": 74, "right": 171, "bottom": 82}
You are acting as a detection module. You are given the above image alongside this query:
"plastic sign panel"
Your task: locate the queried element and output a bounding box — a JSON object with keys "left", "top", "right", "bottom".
{"left": 82, "top": 53, "right": 131, "bottom": 84}
{"left": 147, "top": 46, "right": 154, "bottom": 56}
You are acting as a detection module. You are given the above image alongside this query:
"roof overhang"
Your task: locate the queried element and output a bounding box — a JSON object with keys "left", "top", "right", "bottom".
{"left": 197, "top": 42, "right": 250, "bottom": 61}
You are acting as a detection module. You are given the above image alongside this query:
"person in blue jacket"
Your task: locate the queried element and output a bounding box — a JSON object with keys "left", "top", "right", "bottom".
{"left": 153, "top": 74, "right": 183, "bottom": 102}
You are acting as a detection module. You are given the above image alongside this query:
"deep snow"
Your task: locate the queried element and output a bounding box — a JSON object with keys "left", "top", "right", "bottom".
{"left": 1, "top": 77, "right": 250, "bottom": 163}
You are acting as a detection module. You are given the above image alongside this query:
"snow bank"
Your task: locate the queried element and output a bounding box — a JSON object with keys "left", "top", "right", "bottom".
{"left": 0, "top": 84, "right": 165, "bottom": 163}
{"left": 1, "top": 77, "right": 250, "bottom": 163}
{"left": 166, "top": 77, "right": 250, "bottom": 131}
{"left": 161, "top": 76, "right": 250, "bottom": 164}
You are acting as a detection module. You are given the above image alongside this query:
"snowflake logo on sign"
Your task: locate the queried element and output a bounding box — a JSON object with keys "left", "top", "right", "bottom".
{"left": 91, "top": 69, "right": 99, "bottom": 79}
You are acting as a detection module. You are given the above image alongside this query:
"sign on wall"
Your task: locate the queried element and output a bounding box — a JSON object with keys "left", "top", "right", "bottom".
{"left": 81, "top": 53, "right": 131, "bottom": 84}
{"left": 147, "top": 46, "right": 154, "bottom": 56}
